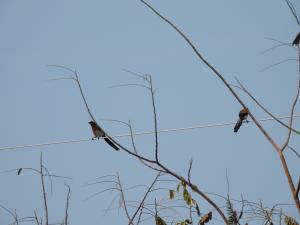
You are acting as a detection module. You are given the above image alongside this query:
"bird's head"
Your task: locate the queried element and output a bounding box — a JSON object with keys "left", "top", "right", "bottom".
{"left": 89, "top": 121, "right": 96, "bottom": 125}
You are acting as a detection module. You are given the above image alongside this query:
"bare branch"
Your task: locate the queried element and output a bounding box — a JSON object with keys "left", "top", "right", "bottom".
{"left": 287, "top": 145, "right": 300, "bottom": 158}
{"left": 34, "top": 210, "right": 40, "bottom": 225}
{"left": 40, "top": 153, "right": 49, "bottom": 225}
{"left": 187, "top": 159, "right": 193, "bottom": 184}
{"left": 285, "top": 0, "right": 300, "bottom": 26}
{"left": 261, "top": 43, "right": 292, "bottom": 54}
{"left": 282, "top": 49, "right": 300, "bottom": 151}
{"left": 84, "top": 187, "right": 121, "bottom": 201}
{"left": 295, "top": 177, "right": 300, "bottom": 198}
{"left": 148, "top": 75, "right": 159, "bottom": 163}
{"left": 261, "top": 58, "right": 297, "bottom": 71}
{"left": 109, "top": 83, "right": 150, "bottom": 90}
{"left": 128, "top": 172, "right": 161, "bottom": 224}
{"left": 116, "top": 173, "right": 132, "bottom": 224}
{"left": 0, "top": 204, "right": 18, "bottom": 224}
{"left": 48, "top": 64, "right": 95, "bottom": 121}
{"left": 64, "top": 184, "right": 71, "bottom": 225}
{"left": 122, "top": 68, "right": 149, "bottom": 81}
{"left": 128, "top": 121, "right": 165, "bottom": 173}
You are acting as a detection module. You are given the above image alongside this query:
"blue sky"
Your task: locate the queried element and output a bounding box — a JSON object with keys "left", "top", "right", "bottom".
{"left": 0, "top": 0, "right": 299, "bottom": 224}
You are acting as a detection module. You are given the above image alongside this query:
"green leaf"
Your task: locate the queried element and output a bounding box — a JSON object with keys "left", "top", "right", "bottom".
{"left": 183, "top": 188, "right": 189, "bottom": 202}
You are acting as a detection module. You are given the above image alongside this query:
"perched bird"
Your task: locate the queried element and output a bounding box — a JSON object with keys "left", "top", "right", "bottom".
{"left": 234, "top": 108, "right": 249, "bottom": 133}
{"left": 88, "top": 121, "right": 119, "bottom": 151}
{"left": 292, "top": 32, "right": 300, "bottom": 46}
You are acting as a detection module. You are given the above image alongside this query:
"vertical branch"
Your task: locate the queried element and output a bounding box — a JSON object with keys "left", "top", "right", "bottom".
{"left": 40, "top": 152, "right": 49, "bottom": 225}
{"left": 187, "top": 159, "right": 193, "bottom": 184}
{"left": 282, "top": 48, "right": 300, "bottom": 151}
{"left": 64, "top": 184, "right": 71, "bottom": 225}
{"left": 188, "top": 205, "right": 193, "bottom": 224}
{"left": 14, "top": 210, "right": 19, "bottom": 225}
{"left": 149, "top": 75, "right": 159, "bottom": 163}
{"left": 34, "top": 211, "right": 40, "bottom": 225}
{"left": 278, "top": 151, "right": 300, "bottom": 212}
{"left": 154, "top": 198, "right": 158, "bottom": 223}
{"left": 116, "top": 173, "right": 132, "bottom": 224}
{"left": 295, "top": 177, "right": 300, "bottom": 198}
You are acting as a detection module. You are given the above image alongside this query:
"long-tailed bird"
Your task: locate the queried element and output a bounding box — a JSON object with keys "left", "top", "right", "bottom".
{"left": 89, "top": 121, "right": 119, "bottom": 151}
{"left": 234, "top": 108, "right": 249, "bottom": 133}
{"left": 292, "top": 32, "right": 300, "bottom": 46}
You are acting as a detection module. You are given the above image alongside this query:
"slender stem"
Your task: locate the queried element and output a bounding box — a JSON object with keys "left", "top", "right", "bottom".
{"left": 149, "top": 76, "right": 159, "bottom": 163}
{"left": 188, "top": 159, "right": 193, "bottom": 184}
{"left": 278, "top": 150, "right": 300, "bottom": 212}
{"left": 282, "top": 48, "right": 300, "bottom": 150}
{"left": 117, "top": 174, "right": 132, "bottom": 224}
{"left": 128, "top": 172, "right": 161, "bottom": 224}
{"left": 129, "top": 121, "right": 164, "bottom": 172}
{"left": 74, "top": 72, "right": 95, "bottom": 122}
{"left": 295, "top": 177, "right": 300, "bottom": 198}
{"left": 40, "top": 153, "right": 49, "bottom": 225}
{"left": 64, "top": 185, "right": 71, "bottom": 225}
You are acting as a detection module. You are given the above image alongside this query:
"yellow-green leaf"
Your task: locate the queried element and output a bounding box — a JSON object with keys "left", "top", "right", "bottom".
{"left": 183, "top": 188, "right": 189, "bottom": 202}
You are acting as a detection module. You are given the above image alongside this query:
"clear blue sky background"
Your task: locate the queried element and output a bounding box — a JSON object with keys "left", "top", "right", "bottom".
{"left": 0, "top": 0, "right": 299, "bottom": 224}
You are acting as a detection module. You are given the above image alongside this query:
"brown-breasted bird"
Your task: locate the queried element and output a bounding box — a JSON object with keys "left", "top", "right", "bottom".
{"left": 292, "top": 32, "right": 300, "bottom": 46}
{"left": 234, "top": 108, "right": 249, "bottom": 133}
{"left": 89, "top": 121, "right": 119, "bottom": 151}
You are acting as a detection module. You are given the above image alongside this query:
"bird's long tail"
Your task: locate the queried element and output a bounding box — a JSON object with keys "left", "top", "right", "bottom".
{"left": 104, "top": 137, "right": 119, "bottom": 151}
{"left": 234, "top": 119, "right": 243, "bottom": 132}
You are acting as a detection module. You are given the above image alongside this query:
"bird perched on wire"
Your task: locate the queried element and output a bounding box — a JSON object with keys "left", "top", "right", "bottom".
{"left": 292, "top": 32, "right": 300, "bottom": 46}
{"left": 234, "top": 108, "right": 249, "bottom": 133}
{"left": 88, "top": 121, "right": 119, "bottom": 151}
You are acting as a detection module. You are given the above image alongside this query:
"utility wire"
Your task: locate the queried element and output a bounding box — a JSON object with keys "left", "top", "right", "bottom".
{"left": 0, "top": 114, "right": 299, "bottom": 152}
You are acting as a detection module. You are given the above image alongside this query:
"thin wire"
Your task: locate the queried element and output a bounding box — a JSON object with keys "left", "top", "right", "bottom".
{"left": 0, "top": 115, "right": 299, "bottom": 152}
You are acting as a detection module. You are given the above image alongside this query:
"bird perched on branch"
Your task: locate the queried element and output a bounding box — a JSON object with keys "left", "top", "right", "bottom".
{"left": 234, "top": 108, "right": 249, "bottom": 133}
{"left": 292, "top": 32, "right": 300, "bottom": 46}
{"left": 88, "top": 121, "right": 119, "bottom": 151}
